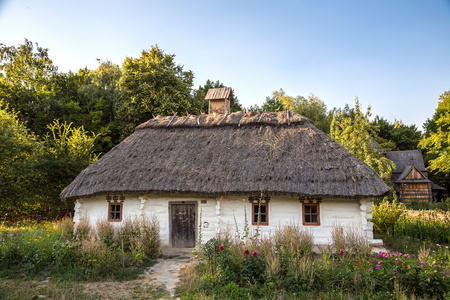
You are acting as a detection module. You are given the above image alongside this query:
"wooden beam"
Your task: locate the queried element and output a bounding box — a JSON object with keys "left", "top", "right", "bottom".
{"left": 238, "top": 111, "right": 246, "bottom": 127}
{"left": 166, "top": 112, "right": 178, "bottom": 127}
{"left": 258, "top": 110, "right": 266, "bottom": 123}
{"left": 217, "top": 113, "right": 228, "bottom": 125}
{"left": 181, "top": 113, "right": 191, "bottom": 125}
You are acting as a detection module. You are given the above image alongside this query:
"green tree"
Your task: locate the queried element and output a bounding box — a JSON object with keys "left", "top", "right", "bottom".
{"left": 0, "top": 39, "right": 64, "bottom": 136}
{"left": 77, "top": 61, "right": 122, "bottom": 152}
{"left": 271, "top": 89, "right": 331, "bottom": 133}
{"left": 371, "top": 116, "right": 421, "bottom": 151}
{"left": 330, "top": 99, "right": 395, "bottom": 183}
{"left": 261, "top": 96, "right": 286, "bottom": 112}
{"left": 40, "top": 120, "right": 99, "bottom": 208}
{"left": 117, "top": 46, "right": 194, "bottom": 138}
{"left": 0, "top": 101, "right": 45, "bottom": 215}
{"left": 419, "top": 91, "right": 450, "bottom": 174}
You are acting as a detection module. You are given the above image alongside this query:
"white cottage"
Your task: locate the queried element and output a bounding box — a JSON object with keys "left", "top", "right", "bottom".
{"left": 60, "top": 88, "right": 390, "bottom": 249}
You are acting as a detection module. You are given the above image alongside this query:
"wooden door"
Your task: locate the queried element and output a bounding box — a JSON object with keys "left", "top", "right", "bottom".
{"left": 171, "top": 204, "right": 196, "bottom": 248}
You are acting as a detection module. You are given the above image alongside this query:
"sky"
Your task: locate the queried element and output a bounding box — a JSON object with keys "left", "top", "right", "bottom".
{"left": 1, "top": 0, "right": 450, "bottom": 129}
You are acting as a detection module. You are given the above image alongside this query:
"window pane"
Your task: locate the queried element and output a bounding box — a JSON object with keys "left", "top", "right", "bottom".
{"left": 260, "top": 205, "right": 266, "bottom": 214}
{"left": 305, "top": 206, "right": 310, "bottom": 213}
{"left": 110, "top": 212, "right": 115, "bottom": 220}
{"left": 312, "top": 215, "right": 317, "bottom": 223}
{"left": 115, "top": 212, "right": 120, "bottom": 220}
{"left": 254, "top": 214, "right": 259, "bottom": 223}
{"left": 305, "top": 215, "right": 310, "bottom": 223}
{"left": 260, "top": 215, "right": 266, "bottom": 223}
{"left": 311, "top": 206, "right": 317, "bottom": 213}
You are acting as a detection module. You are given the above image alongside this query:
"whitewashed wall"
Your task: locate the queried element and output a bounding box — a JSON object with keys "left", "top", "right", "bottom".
{"left": 74, "top": 194, "right": 373, "bottom": 247}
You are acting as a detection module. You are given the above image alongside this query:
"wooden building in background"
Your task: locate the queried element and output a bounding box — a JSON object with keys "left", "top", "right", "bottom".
{"left": 385, "top": 150, "right": 445, "bottom": 202}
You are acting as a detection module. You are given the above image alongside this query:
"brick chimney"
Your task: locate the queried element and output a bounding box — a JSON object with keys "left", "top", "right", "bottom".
{"left": 205, "top": 87, "right": 234, "bottom": 114}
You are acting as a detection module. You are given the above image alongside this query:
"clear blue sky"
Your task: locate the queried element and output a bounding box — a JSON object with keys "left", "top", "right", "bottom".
{"left": 1, "top": 0, "right": 450, "bottom": 129}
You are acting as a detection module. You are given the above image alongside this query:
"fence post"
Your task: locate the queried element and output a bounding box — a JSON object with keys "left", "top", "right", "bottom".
{"left": 121, "top": 238, "right": 125, "bottom": 268}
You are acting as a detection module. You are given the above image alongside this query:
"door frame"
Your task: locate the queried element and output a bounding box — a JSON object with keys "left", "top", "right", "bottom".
{"left": 168, "top": 201, "right": 198, "bottom": 247}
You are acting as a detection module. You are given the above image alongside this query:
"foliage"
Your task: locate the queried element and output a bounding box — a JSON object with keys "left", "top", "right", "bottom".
{"left": 326, "top": 225, "right": 372, "bottom": 258}
{"left": 0, "top": 39, "right": 60, "bottom": 136}
{"left": 272, "top": 88, "right": 332, "bottom": 133}
{"left": 261, "top": 96, "right": 286, "bottom": 112}
{"left": 371, "top": 116, "right": 422, "bottom": 151}
{"left": 182, "top": 233, "right": 450, "bottom": 299}
{"left": 330, "top": 99, "right": 396, "bottom": 183}
{"left": 373, "top": 198, "right": 450, "bottom": 244}
{"left": 372, "top": 197, "right": 406, "bottom": 234}
{"left": 76, "top": 60, "right": 122, "bottom": 152}
{"left": 420, "top": 91, "right": 450, "bottom": 174}
{"left": 0, "top": 101, "right": 46, "bottom": 215}
{"left": 0, "top": 217, "right": 159, "bottom": 281}
{"left": 117, "top": 45, "right": 195, "bottom": 138}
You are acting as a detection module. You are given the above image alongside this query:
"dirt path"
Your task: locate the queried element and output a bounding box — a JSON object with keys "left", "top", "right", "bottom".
{"left": 80, "top": 256, "right": 193, "bottom": 299}
{"left": 145, "top": 256, "right": 192, "bottom": 297}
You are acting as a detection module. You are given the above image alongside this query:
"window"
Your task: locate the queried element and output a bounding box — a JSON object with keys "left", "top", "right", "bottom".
{"left": 303, "top": 203, "right": 320, "bottom": 226}
{"left": 108, "top": 202, "right": 123, "bottom": 222}
{"left": 252, "top": 203, "right": 269, "bottom": 225}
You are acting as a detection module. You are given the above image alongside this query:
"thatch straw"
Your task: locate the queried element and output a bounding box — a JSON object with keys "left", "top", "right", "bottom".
{"left": 60, "top": 111, "right": 390, "bottom": 201}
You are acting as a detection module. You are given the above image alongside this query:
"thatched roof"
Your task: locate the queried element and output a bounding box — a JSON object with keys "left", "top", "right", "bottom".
{"left": 60, "top": 111, "right": 390, "bottom": 201}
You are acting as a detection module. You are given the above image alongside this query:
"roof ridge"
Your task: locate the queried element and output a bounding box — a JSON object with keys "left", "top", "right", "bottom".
{"left": 135, "top": 111, "right": 314, "bottom": 130}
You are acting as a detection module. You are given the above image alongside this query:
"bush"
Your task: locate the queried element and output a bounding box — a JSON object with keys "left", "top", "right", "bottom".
{"left": 188, "top": 234, "right": 450, "bottom": 299}
{"left": 372, "top": 198, "right": 405, "bottom": 234}
{"left": 74, "top": 216, "right": 91, "bottom": 241}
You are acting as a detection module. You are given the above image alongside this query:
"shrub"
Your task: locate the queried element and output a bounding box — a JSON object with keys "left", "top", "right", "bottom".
{"left": 140, "top": 214, "right": 160, "bottom": 258}
{"left": 372, "top": 198, "right": 405, "bottom": 234}
{"left": 330, "top": 225, "right": 371, "bottom": 258}
{"left": 58, "top": 216, "right": 74, "bottom": 240}
{"left": 95, "top": 218, "right": 115, "bottom": 247}
{"left": 80, "top": 236, "right": 121, "bottom": 279}
{"left": 74, "top": 216, "right": 91, "bottom": 240}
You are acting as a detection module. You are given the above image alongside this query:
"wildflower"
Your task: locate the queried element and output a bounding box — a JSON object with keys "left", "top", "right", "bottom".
{"left": 378, "top": 261, "right": 383, "bottom": 264}
{"left": 406, "top": 265, "right": 409, "bottom": 268}
{"left": 252, "top": 251, "right": 258, "bottom": 257}
{"left": 244, "top": 249, "right": 249, "bottom": 254}
{"left": 368, "top": 268, "right": 372, "bottom": 271}
{"left": 219, "top": 245, "right": 224, "bottom": 251}
{"left": 339, "top": 249, "right": 344, "bottom": 256}
{"left": 418, "top": 262, "right": 425, "bottom": 266}
{"left": 435, "top": 265, "right": 439, "bottom": 268}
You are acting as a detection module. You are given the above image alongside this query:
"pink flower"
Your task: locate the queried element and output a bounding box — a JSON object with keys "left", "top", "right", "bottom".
{"left": 219, "top": 245, "right": 224, "bottom": 251}
{"left": 339, "top": 249, "right": 344, "bottom": 256}
{"left": 252, "top": 251, "right": 258, "bottom": 257}
{"left": 244, "top": 249, "right": 249, "bottom": 254}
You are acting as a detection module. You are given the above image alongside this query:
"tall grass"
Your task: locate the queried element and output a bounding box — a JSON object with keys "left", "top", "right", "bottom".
{"left": 373, "top": 198, "right": 450, "bottom": 244}
{"left": 0, "top": 215, "right": 160, "bottom": 280}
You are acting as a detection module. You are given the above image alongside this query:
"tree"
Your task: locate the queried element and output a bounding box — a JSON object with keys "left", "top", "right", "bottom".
{"left": 271, "top": 89, "right": 332, "bottom": 133}
{"left": 0, "top": 39, "right": 64, "bottom": 136}
{"left": 330, "top": 99, "right": 395, "bottom": 184}
{"left": 77, "top": 61, "right": 122, "bottom": 152}
{"left": 40, "top": 120, "right": 99, "bottom": 208}
{"left": 117, "top": 46, "right": 194, "bottom": 138}
{"left": 419, "top": 91, "right": 450, "bottom": 174}
{"left": 371, "top": 116, "right": 421, "bottom": 151}
{"left": 0, "top": 101, "right": 45, "bottom": 215}
{"left": 261, "top": 96, "right": 286, "bottom": 112}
